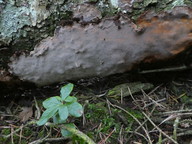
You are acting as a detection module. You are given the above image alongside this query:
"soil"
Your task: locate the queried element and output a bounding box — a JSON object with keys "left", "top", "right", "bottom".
{"left": 1, "top": 70, "right": 192, "bottom": 144}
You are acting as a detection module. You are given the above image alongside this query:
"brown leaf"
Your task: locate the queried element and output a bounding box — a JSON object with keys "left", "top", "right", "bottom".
{"left": 18, "top": 107, "right": 33, "bottom": 122}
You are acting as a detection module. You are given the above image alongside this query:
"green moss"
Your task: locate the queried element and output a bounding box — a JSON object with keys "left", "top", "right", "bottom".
{"left": 131, "top": 0, "right": 192, "bottom": 20}
{"left": 37, "top": 129, "right": 45, "bottom": 138}
{"left": 100, "top": 6, "right": 118, "bottom": 17}
{"left": 185, "top": 0, "right": 192, "bottom": 6}
{"left": 85, "top": 102, "right": 108, "bottom": 121}
{"left": 0, "top": 127, "right": 36, "bottom": 144}
{"left": 84, "top": 102, "right": 144, "bottom": 143}
{"left": 143, "top": 0, "right": 157, "bottom": 7}
{"left": 0, "top": 137, "right": 6, "bottom": 143}
{"left": 1, "top": 129, "right": 11, "bottom": 135}
{"left": 125, "top": 108, "right": 143, "bottom": 121}
{"left": 23, "top": 127, "right": 33, "bottom": 137}
{"left": 72, "top": 135, "right": 89, "bottom": 144}
{"left": 0, "top": 129, "right": 10, "bottom": 143}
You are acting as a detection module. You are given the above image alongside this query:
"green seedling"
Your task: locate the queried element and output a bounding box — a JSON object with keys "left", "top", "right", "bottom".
{"left": 37, "top": 83, "right": 83, "bottom": 126}
{"left": 36, "top": 83, "right": 96, "bottom": 144}
{"left": 37, "top": 83, "right": 83, "bottom": 137}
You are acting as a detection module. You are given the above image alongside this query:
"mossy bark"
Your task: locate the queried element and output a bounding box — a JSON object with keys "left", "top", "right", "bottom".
{"left": 0, "top": 0, "right": 72, "bottom": 69}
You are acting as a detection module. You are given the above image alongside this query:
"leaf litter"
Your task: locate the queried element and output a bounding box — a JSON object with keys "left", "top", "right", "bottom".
{"left": 1, "top": 71, "right": 192, "bottom": 143}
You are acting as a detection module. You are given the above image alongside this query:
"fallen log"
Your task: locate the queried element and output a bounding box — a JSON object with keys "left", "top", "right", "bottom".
{"left": 7, "top": 6, "right": 192, "bottom": 86}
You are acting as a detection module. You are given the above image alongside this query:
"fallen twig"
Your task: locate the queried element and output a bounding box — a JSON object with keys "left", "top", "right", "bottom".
{"left": 140, "top": 65, "right": 188, "bottom": 74}
{"left": 127, "top": 105, "right": 156, "bottom": 142}
{"left": 173, "top": 117, "right": 180, "bottom": 141}
{"left": 127, "top": 131, "right": 149, "bottom": 142}
{"left": 144, "top": 98, "right": 166, "bottom": 108}
{"left": 98, "top": 127, "right": 116, "bottom": 144}
{"left": 142, "top": 112, "right": 178, "bottom": 144}
{"left": 155, "top": 109, "right": 192, "bottom": 116}
{"left": 162, "top": 129, "right": 192, "bottom": 143}
{"left": 44, "top": 122, "right": 96, "bottom": 144}
{"left": 3, "top": 121, "right": 36, "bottom": 139}
{"left": 118, "top": 125, "right": 124, "bottom": 144}
{"left": 107, "top": 99, "right": 153, "bottom": 144}
{"left": 34, "top": 96, "right": 41, "bottom": 120}
{"left": 29, "top": 131, "right": 51, "bottom": 144}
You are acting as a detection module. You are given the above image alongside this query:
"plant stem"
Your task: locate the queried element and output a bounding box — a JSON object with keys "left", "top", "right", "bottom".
{"left": 61, "top": 125, "right": 96, "bottom": 144}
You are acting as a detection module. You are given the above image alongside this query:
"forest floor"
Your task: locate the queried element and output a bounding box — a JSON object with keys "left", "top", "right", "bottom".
{"left": 1, "top": 70, "right": 192, "bottom": 144}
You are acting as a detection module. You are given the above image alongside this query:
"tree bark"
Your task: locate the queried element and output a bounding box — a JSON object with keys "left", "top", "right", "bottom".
{"left": 1, "top": 0, "right": 192, "bottom": 86}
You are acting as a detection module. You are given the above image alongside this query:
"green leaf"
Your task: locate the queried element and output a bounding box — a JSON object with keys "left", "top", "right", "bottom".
{"left": 67, "top": 102, "right": 83, "bottom": 117}
{"left": 37, "top": 106, "right": 59, "bottom": 126}
{"left": 61, "top": 123, "right": 76, "bottom": 137}
{"left": 53, "top": 114, "right": 66, "bottom": 124}
{"left": 65, "top": 96, "right": 77, "bottom": 103}
{"left": 61, "top": 128, "right": 72, "bottom": 137}
{"left": 60, "top": 83, "right": 74, "bottom": 101}
{"left": 43, "top": 96, "right": 62, "bottom": 109}
{"left": 58, "top": 105, "right": 69, "bottom": 120}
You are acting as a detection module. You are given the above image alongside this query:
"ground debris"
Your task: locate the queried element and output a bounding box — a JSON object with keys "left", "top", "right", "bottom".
{"left": 1, "top": 71, "right": 192, "bottom": 143}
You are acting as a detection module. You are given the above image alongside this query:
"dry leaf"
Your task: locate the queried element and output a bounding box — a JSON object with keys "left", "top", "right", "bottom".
{"left": 18, "top": 107, "right": 33, "bottom": 122}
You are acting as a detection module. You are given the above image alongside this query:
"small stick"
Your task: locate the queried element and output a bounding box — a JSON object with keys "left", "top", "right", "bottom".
{"left": 106, "top": 99, "right": 112, "bottom": 116}
{"left": 144, "top": 98, "right": 166, "bottom": 108}
{"left": 140, "top": 65, "right": 188, "bottom": 74}
{"left": 162, "top": 129, "right": 192, "bottom": 143}
{"left": 121, "top": 88, "right": 123, "bottom": 104}
{"left": 128, "top": 87, "right": 142, "bottom": 110}
{"left": 173, "top": 117, "right": 180, "bottom": 141}
{"left": 118, "top": 125, "right": 124, "bottom": 144}
{"left": 98, "top": 128, "right": 116, "bottom": 144}
{"left": 34, "top": 96, "right": 41, "bottom": 119}
{"left": 127, "top": 131, "right": 149, "bottom": 142}
{"left": 127, "top": 105, "right": 156, "bottom": 141}
{"left": 142, "top": 112, "right": 178, "bottom": 144}
{"left": 29, "top": 132, "right": 50, "bottom": 144}
{"left": 107, "top": 100, "right": 153, "bottom": 144}
{"left": 60, "top": 124, "right": 96, "bottom": 144}
{"left": 155, "top": 109, "right": 192, "bottom": 116}
{"left": 19, "top": 124, "right": 23, "bottom": 144}
{"left": 4, "top": 121, "right": 36, "bottom": 138}
{"left": 11, "top": 126, "right": 14, "bottom": 144}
